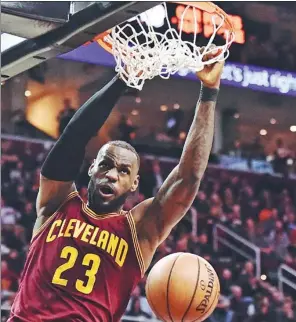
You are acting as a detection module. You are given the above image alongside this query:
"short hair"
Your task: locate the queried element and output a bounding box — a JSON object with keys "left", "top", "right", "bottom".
{"left": 100, "top": 140, "right": 140, "bottom": 168}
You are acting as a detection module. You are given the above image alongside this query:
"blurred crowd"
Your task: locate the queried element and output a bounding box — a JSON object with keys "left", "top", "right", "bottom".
{"left": 1, "top": 137, "right": 296, "bottom": 322}
{"left": 234, "top": 34, "right": 296, "bottom": 72}
{"left": 227, "top": 137, "right": 296, "bottom": 177}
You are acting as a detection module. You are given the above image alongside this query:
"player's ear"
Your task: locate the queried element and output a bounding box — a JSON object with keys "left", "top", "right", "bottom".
{"left": 131, "top": 175, "right": 140, "bottom": 192}
{"left": 88, "top": 159, "right": 96, "bottom": 176}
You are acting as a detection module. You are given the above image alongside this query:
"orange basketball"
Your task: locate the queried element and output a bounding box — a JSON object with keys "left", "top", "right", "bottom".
{"left": 145, "top": 253, "right": 220, "bottom": 322}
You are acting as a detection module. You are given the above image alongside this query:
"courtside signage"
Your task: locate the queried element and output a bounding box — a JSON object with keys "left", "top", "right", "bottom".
{"left": 60, "top": 43, "right": 296, "bottom": 97}
{"left": 177, "top": 63, "right": 296, "bottom": 96}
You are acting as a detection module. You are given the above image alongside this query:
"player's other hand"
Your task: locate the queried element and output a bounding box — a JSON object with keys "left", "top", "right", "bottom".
{"left": 196, "top": 45, "right": 225, "bottom": 89}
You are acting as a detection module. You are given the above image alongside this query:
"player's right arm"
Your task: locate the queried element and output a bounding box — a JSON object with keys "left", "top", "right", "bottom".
{"left": 37, "top": 75, "right": 127, "bottom": 218}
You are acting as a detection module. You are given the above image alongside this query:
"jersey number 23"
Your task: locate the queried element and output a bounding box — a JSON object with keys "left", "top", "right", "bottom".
{"left": 52, "top": 246, "right": 101, "bottom": 294}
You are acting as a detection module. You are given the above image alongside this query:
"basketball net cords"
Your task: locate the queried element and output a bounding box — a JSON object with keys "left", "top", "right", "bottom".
{"left": 104, "top": 3, "right": 235, "bottom": 90}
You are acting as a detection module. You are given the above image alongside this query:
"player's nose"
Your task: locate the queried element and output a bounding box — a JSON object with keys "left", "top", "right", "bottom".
{"left": 105, "top": 168, "right": 118, "bottom": 182}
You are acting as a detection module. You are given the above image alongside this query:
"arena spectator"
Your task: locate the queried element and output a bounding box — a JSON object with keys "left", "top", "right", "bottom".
{"left": 285, "top": 212, "right": 296, "bottom": 242}
{"left": 268, "top": 221, "right": 291, "bottom": 260}
{"left": 195, "top": 233, "right": 214, "bottom": 262}
{"left": 209, "top": 295, "right": 234, "bottom": 322}
{"left": 194, "top": 190, "right": 210, "bottom": 216}
{"left": 118, "top": 115, "right": 138, "bottom": 144}
{"left": 226, "top": 204, "right": 243, "bottom": 233}
{"left": 277, "top": 300, "right": 295, "bottom": 322}
{"left": 273, "top": 139, "right": 292, "bottom": 177}
{"left": 1, "top": 260, "right": 19, "bottom": 297}
{"left": 57, "top": 99, "right": 76, "bottom": 136}
{"left": 229, "top": 286, "right": 251, "bottom": 320}
{"left": 237, "top": 262, "right": 258, "bottom": 298}
{"left": 151, "top": 159, "right": 164, "bottom": 195}
{"left": 243, "top": 218, "right": 257, "bottom": 244}
{"left": 125, "top": 286, "right": 153, "bottom": 320}
{"left": 1, "top": 197, "right": 21, "bottom": 228}
{"left": 220, "top": 269, "right": 234, "bottom": 297}
{"left": 17, "top": 201, "right": 36, "bottom": 243}
{"left": 286, "top": 246, "right": 296, "bottom": 270}
{"left": 251, "top": 296, "right": 274, "bottom": 322}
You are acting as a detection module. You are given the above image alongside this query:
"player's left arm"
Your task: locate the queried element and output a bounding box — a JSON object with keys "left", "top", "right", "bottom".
{"left": 132, "top": 50, "right": 224, "bottom": 265}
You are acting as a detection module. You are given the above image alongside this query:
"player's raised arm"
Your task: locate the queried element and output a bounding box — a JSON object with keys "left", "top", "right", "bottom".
{"left": 37, "top": 75, "right": 127, "bottom": 218}
{"left": 133, "top": 49, "right": 224, "bottom": 262}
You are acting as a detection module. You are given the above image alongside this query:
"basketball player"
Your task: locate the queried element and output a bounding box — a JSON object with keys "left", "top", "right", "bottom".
{"left": 9, "top": 49, "right": 224, "bottom": 321}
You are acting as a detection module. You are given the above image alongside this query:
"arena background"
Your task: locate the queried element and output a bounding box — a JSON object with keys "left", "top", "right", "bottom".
{"left": 1, "top": 1, "right": 296, "bottom": 321}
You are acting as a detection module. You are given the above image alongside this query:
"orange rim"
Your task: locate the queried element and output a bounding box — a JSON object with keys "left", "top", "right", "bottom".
{"left": 96, "top": 1, "right": 235, "bottom": 54}
{"left": 96, "top": 29, "right": 113, "bottom": 53}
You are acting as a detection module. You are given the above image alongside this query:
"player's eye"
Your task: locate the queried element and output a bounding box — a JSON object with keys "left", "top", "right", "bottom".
{"left": 99, "top": 162, "right": 108, "bottom": 169}
{"left": 120, "top": 168, "right": 130, "bottom": 175}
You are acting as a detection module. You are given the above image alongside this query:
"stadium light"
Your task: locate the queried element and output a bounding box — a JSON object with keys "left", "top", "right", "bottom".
{"left": 270, "top": 118, "right": 277, "bottom": 125}
{"left": 140, "top": 5, "right": 166, "bottom": 28}
{"left": 287, "top": 158, "right": 293, "bottom": 165}
{"left": 260, "top": 129, "right": 267, "bottom": 136}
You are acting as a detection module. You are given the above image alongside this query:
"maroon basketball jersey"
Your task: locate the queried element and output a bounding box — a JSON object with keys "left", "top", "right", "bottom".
{"left": 9, "top": 191, "right": 145, "bottom": 322}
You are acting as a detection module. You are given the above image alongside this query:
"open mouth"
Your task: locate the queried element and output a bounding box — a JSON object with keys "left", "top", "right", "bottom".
{"left": 98, "top": 185, "right": 115, "bottom": 198}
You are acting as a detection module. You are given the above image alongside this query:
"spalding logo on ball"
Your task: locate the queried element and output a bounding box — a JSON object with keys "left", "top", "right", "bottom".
{"left": 145, "top": 253, "right": 220, "bottom": 322}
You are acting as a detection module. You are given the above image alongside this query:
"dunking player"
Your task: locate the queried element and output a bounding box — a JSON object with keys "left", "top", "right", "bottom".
{"left": 9, "top": 49, "right": 224, "bottom": 322}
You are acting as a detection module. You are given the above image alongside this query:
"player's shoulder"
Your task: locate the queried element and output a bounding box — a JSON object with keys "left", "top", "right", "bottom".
{"left": 130, "top": 198, "right": 154, "bottom": 223}
{"left": 32, "top": 191, "right": 82, "bottom": 240}
{"left": 60, "top": 190, "right": 82, "bottom": 209}
{"left": 47, "top": 189, "right": 83, "bottom": 218}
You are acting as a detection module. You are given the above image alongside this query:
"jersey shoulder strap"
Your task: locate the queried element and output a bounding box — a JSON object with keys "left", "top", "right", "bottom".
{"left": 32, "top": 191, "right": 80, "bottom": 241}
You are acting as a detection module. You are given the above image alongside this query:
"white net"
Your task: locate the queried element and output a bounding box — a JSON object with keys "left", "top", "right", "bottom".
{"left": 104, "top": 2, "right": 234, "bottom": 90}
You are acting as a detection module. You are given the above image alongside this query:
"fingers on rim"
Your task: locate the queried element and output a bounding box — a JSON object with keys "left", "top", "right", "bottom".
{"left": 201, "top": 45, "right": 223, "bottom": 62}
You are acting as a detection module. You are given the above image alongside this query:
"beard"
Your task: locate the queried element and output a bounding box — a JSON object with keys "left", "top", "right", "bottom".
{"left": 87, "top": 177, "right": 130, "bottom": 214}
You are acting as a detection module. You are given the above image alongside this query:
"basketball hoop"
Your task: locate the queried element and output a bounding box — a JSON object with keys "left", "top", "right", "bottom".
{"left": 97, "top": 2, "right": 235, "bottom": 90}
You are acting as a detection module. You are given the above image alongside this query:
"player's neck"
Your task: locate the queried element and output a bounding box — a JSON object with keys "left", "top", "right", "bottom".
{"left": 86, "top": 202, "right": 123, "bottom": 216}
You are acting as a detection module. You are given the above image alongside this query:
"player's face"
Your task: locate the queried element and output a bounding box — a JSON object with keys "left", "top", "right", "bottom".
{"left": 87, "top": 145, "right": 139, "bottom": 214}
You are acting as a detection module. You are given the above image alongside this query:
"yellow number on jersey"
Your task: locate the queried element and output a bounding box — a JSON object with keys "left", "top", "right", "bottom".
{"left": 52, "top": 246, "right": 101, "bottom": 294}
{"left": 52, "top": 246, "right": 78, "bottom": 286}
{"left": 76, "top": 253, "right": 101, "bottom": 294}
